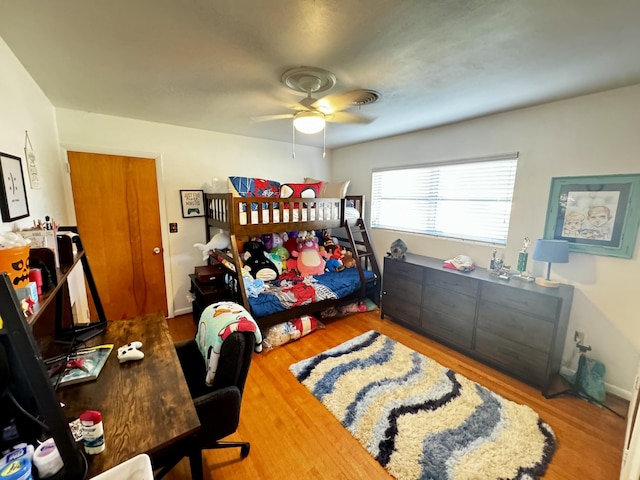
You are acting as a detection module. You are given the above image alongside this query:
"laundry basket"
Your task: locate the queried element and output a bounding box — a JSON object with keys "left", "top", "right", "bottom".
{"left": 89, "top": 454, "right": 153, "bottom": 480}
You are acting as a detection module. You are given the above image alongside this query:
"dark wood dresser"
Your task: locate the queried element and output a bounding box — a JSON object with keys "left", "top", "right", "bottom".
{"left": 381, "top": 254, "right": 574, "bottom": 396}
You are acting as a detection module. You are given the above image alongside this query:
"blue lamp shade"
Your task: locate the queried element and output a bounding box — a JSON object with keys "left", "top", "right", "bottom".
{"left": 532, "top": 239, "right": 569, "bottom": 287}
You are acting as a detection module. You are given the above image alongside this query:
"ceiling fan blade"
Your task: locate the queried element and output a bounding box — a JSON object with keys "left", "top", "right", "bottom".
{"left": 311, "top": 90, "right": 368, "bottom": 114}
{"left": 250, "top": 113, "right": 294, "bottom": 123}
{"left": 326, "top": 111, "right": 374, "bottom": 124}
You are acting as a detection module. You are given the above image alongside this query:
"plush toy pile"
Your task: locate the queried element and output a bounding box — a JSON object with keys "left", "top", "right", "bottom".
{"left": 239, "top": 230, "right": 354, "bottom": 280}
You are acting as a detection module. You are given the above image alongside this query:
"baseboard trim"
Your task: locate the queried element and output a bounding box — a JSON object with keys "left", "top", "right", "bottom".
{"left": 560, "top": 366, "right": 631, "bottom": 400}
{"left": 174, "top": 306, "right": 193, "bottom": 317}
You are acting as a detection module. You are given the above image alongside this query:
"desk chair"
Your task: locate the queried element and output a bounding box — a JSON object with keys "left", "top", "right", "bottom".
{"left": 155, "top": 331, "right": 255, "bottom": 479}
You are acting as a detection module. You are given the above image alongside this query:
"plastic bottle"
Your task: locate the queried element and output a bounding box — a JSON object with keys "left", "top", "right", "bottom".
{"left": 79, "top": 410, "right": 105, "bottom": 454}
{"left": 32, "top": 439, "right": 62, "bottom": 478}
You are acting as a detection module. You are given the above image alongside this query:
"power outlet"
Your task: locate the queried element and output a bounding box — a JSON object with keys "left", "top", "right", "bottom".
{"left": 574, "top": 330, "right": 585, "bottom": 344}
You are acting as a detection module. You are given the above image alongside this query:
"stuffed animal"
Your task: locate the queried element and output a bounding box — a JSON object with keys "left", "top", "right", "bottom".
{"left": 292, "top": 237, "right": 326, "bottom": 277}
{"left": 342, "top": 250, "right": 356, "bottom": 268}
{"left": 283, "top": 233, "right": 300, "bottom": 272}
{"left": 325, "top": 258, "right": 344, "bottom": 272}
{"left": 387, "top": 238, "right": 408, "bottom": 259}
{"left": 193, "top": 231, "right": 231, "bottom": 261}
{"left": 323, "top": 238, "right": 343, "bottom": 261}
{"left": 267, "top": 252, "right": 283, "bottom": 274}
{"left": 242, "top": 240, "right": 279, "bottom": 281}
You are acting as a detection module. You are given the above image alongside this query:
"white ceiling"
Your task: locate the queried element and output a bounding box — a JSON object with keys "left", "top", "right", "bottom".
{"left": 2, "top": 1, "right": 640, "bottom": 149}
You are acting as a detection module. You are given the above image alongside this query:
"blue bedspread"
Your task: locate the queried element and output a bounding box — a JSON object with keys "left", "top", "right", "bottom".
{"left": 248, "top": 268, "right": 375, "bottom": 318}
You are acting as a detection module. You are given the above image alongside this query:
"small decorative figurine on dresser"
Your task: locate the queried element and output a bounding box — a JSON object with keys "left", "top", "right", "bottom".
{"left": 514, "top": 237, "right": 534, "bottom": 282}
{"left": 488, "top": 248, "right": 510, "bottom": 280}
{"left": 387, "top": 238, "right": 408, "bottom": 259}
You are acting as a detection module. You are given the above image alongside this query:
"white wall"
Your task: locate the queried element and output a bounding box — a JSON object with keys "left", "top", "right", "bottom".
{"left": 54, "top": 109, "right": 330, "bottom": 317}
{"left": 0, "top": 38, "right": 69, "bottom": 233}
{"left": 333, "top": 84, "right": 640, "bottom": 397}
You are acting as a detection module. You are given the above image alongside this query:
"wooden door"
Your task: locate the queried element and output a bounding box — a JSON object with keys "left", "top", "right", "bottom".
{"left": 67, "top": 152, "right": 167, "bottom": 320}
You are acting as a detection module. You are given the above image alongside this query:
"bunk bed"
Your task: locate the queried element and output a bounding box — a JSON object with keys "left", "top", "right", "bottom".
{"left": 202, "top": 192, "right": 381, "bottom": 331}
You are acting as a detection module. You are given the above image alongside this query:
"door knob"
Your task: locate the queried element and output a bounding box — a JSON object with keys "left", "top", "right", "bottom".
{"left": 153, "top": 247, "right": 161, "bottom": 254}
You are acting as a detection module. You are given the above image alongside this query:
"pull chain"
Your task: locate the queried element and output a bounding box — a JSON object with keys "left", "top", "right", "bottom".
{"left": 292, "top": 122, "right": 296, "bottom": 158}
{"left": 323, "top": 126, "right": 326, "bottom": 158}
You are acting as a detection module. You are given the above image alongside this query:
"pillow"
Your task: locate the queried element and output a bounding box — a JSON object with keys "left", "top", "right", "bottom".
{"left": 228, "top": 176, "right": 280, "bottom": 198}
{"left": 304, "top": 177, "right": 350, "bottom": 198}
{"left": 262, "top": 316, "right": 324, "bottom": 350}
{"left": 280, "top": 182, "right": 321, "bottom": 199}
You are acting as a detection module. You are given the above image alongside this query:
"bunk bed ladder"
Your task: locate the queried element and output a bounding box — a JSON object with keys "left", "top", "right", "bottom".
{"left": 342, "top": 218, "right": 381, "bottom": 303}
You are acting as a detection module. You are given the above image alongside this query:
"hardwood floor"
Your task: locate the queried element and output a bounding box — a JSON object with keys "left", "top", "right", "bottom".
{"left": 165, "top": 310, "right": 628, "bottom": 480}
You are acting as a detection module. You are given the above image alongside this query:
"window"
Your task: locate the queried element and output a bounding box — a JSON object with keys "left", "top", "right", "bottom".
{"left": 371, "top": 153, "right": 518, "bottom": 245}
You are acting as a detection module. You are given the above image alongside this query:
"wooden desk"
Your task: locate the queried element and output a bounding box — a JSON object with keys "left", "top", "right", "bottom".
{"left": 56, "top": 313, "right": 201, "bottom": 478}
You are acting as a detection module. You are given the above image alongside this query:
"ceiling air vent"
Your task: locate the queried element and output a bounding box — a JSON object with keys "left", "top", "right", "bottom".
{"left": 350, "top": 90, "right": 381, "bottom": 106}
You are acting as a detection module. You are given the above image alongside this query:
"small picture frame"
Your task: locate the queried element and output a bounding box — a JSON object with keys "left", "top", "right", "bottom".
{"left": 0, "top": 152, "right": 30, "bottom": 222}
{"left": 542, "top": 173, "right": 640, "bottom": 258}
{"left": 180, "top": 189, "right": 205, "bottom": 218}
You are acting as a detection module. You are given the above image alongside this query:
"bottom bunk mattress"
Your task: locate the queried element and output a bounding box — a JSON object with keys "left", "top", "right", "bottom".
{"left": 248, "top": 268, "right": 375, "bottom": 318}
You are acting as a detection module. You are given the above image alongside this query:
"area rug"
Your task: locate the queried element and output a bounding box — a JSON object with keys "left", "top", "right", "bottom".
{"left": 289, "top": 330, "right": 556, "bottom": 480}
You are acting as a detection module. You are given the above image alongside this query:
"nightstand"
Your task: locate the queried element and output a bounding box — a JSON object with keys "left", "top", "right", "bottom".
{"left": 189, "top": 273, "right": 231, "bottom": 323}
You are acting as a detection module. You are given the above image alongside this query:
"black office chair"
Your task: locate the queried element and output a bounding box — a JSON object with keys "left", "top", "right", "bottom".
{"left": 155, "top": 331, "right": 255, "bottom": 479}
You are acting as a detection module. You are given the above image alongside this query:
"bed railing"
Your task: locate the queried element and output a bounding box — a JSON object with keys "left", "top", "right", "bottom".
{"left": 205, "top": 193, "right": 364, "bottom": 238}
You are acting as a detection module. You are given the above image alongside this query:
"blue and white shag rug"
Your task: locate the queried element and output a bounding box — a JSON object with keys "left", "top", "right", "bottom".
{"left": 289, "top": 330, "right": 556, "bottom": 480}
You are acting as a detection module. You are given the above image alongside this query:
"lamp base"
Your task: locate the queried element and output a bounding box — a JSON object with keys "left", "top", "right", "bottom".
{"left": 534, "top": 277, "right": 560, "bottom": 288}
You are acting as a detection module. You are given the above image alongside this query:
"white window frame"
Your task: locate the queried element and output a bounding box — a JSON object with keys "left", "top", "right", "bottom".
{"left": 371, "top": 153, "right": 519, "bottom": 245}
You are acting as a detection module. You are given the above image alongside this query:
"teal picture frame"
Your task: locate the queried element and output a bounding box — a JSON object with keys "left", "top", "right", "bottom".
{"left": 543, "top": 173, "right": 640, "bottom": 258}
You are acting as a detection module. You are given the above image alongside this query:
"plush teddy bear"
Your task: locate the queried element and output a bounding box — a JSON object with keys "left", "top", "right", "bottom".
{"left": 242, "top": 240, "right": 279, "bottom": 281}
{"left": 342, "top": 250, "right": 356, "bottom": 268}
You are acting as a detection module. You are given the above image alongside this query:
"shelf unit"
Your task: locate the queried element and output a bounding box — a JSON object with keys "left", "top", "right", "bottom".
{"left": 1, "top": 274, "right": 87, "bottom": 479}
{"left": 0, "top": 232, "right": 107, "bottom": 479}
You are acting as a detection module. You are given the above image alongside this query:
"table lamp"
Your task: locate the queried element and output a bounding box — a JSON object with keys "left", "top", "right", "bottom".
{"left": 532, "top": 239, "right": 569, "bottom": 287}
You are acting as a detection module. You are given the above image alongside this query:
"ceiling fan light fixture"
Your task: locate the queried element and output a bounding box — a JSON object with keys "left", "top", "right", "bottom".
{"left": 293, "top": 111, "right": 325, "bottom": 134}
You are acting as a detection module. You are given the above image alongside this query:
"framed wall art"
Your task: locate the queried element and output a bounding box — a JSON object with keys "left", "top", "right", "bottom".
{"left": 180, "top": 189, "right": 205, "bottom": 218}
{"left": 0, "top": 152, "right": 30, "bottom": 222}
{"left": 542, "top": 173, "right": 640, "bottom": 258}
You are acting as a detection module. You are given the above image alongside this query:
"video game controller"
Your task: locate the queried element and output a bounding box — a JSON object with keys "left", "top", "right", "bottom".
{"left": 117, "top": 341, "right": 144, "bottom": 363}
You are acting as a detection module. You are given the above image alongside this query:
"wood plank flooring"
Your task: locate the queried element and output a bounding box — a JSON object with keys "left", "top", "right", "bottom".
{"left": 164, "top": 310, "right": 628, "bottom": 480}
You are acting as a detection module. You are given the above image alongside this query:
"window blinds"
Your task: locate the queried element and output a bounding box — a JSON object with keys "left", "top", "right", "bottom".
{"left": 371, "top": 153, "right": 518, "bottom": 244}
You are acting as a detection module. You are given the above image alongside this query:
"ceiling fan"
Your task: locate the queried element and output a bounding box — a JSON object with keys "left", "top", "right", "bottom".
{"left": 251, "top": 66, "right": 379, "bottom": 134}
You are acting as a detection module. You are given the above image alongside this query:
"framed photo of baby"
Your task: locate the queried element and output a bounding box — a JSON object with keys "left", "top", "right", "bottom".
{"left": 543, "top": 174, "right": 640, "bottom": 258}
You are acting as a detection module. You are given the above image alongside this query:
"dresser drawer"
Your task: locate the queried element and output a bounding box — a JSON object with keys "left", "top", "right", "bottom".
{"left": 425, "top": 269, "right": 478, "bottom": 297}
{"left": 422, "top": 309, "right": 473, "bottom": 350}
{"left": 477, "top": 299, "right": 554, "bottom": 353}
{"left": 481, "top": 282, "right": 559, "bottom": 319}
{"left": 475, "top": 329, "right": 548, "bottom": 387}
{"left": 383, "top": 260, "right": 423, "bottom": 305}
{"left": 382, "top": 296, "right": 421, "bottom": 328}
{"left": 384, "top": 258, "right": 424, "bottom": 283}
{"left": 423, "top": 287, "right": 476, "bottom": 319}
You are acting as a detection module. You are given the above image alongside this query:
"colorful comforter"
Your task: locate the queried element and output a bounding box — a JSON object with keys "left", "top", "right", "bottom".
{"left": 248, "top": 268, "right": 375, "bottom": 318}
